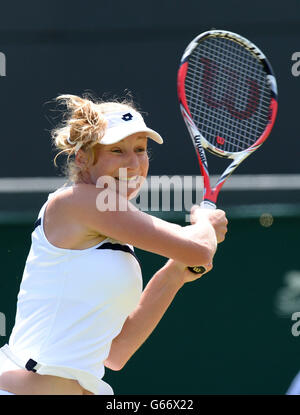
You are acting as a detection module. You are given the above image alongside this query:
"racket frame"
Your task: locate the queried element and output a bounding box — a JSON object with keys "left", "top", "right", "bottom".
{"left": 177, "top": 29, "right": 278, "bottom": 206}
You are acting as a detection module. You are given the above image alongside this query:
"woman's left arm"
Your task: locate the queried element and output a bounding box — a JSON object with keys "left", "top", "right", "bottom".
{"left": 104, "top": 260, "right": 211, "bottom": 371}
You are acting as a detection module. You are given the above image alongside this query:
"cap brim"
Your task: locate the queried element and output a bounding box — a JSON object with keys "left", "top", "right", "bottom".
{"left": 100, "top": 125, "right": 163, "bottom": 145}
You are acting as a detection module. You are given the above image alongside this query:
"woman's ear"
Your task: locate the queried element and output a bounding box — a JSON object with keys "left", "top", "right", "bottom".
{"left": 75, "top": 149, "right": 89, "bottom": 170}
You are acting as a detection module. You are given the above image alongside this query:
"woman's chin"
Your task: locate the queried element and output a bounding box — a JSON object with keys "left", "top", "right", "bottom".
{"left": 127, "top": 189, "right": 140, "bottom": 200}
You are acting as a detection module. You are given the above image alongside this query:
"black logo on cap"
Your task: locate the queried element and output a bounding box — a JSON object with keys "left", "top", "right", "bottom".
{"left": 122, "top": 113, "right": 133, "bottom": 121}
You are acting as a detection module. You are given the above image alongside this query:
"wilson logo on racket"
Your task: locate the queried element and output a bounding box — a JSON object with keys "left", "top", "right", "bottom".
{"left": 201, "top": 57, "right": 260, "bottom": 121}
{"left": 216, "top": 136, "right": 225, "bottom": 145}
{"left": 194, "top": 135, "right": 202, "bottom": 147}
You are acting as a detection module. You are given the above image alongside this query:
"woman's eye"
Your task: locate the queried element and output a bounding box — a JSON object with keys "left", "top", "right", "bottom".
{"left": 110, "top": 147, "right": 146, "bottom": 154}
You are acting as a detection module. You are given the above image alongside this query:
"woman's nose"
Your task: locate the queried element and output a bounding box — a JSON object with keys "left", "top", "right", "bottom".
{"left": 125, "top": 152, "right": 139, "bottom": 170}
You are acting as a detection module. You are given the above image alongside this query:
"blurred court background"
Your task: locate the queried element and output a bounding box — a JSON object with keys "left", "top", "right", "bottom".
{"left": 0, "top": 0, "right": 300, "bottom": 394}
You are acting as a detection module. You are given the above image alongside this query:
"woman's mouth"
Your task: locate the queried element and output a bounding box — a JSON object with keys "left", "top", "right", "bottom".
{"left": 115, "top": 175, "right": 139, "bottom": 182}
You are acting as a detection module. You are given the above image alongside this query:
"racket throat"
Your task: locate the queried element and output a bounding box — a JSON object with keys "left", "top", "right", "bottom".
{"left": 203, "top": 190, "right": 217, "bottom": 207}
{"left": 202, "top": 182, "right": 218, "bottom": 206}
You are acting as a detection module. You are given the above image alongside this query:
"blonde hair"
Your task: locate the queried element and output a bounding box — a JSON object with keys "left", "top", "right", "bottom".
{"left": 51, "top": 92, "right": 138, "bottom": 183}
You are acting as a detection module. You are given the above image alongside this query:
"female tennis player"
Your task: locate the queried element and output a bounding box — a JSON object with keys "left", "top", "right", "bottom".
{"left": 0, "top": 93, "right": 228, "bottom": 395}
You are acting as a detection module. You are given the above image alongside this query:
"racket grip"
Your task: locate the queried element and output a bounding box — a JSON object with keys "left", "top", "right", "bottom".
{"left": 200, "top": 200, "right": 216, "bottom": 209}
{"left": 187, "top": 265, "right": 206, "bottom": 274}
{"left": 187, "top": 201, "right": 216, "bottom": 274}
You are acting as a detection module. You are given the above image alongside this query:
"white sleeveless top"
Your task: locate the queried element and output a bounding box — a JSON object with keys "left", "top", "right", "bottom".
{"left": 2, "top": 186, "right": 143, "bottom": 395}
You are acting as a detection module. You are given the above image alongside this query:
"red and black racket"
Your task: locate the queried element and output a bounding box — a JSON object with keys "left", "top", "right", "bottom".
{"left": 177, "top": 30, "right": 278, "bottom": 274}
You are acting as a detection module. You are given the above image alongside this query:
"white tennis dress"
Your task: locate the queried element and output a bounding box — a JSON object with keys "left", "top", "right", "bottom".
{"left": 0, "top": 186, "right": 143, "bottom": 395}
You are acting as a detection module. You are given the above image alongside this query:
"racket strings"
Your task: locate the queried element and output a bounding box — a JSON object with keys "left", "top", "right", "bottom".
{"left": 185, "top": 36, "right": 271, "bottom": 153}
{"left": 185, "top": 71, "right": 271, "bottom": 116}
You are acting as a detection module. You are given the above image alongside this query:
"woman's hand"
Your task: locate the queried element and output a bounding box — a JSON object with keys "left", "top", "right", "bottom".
{"left": 190, "top": 205, "right": 228, "bottom": 243}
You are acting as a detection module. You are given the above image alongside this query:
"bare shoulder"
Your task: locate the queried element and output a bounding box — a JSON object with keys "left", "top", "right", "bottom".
{"left": 44, "top": 184, "right": 105, "bottom": 249}
{"left": 45, "top": 183, "right": 103, "bottom": 230}
{"left": 58, "top": 183, "right": 137, "bottom": 232}
{"left": 47, "top": 184, "right": 100, "bottom": 213}
{"left": 46, "top": 182, "right": 125, "bottom": 235}
{"left": 47, "top": 183, "right": 162, "bottom": 246}
{"left": 53, "top": 183, "right": 107, "bottom": 208}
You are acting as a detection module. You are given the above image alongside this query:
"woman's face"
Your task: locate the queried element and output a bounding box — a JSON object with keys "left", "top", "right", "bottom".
{"left": 78, "top": 132, "right": 149, "bottom": 200}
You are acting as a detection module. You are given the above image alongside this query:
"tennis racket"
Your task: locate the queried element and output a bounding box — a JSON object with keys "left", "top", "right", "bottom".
{"left": 177, "top": 29, "right": 278, "bottom": 274}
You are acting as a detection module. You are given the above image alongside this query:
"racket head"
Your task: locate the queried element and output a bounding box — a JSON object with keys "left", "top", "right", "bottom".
{"left": 177, "top": 29, "right": 278, "bottom": 159}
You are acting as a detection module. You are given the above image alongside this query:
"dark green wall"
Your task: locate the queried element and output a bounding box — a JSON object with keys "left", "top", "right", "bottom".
{"left": 1, "top": 211, "right": 299, "bottom": 394}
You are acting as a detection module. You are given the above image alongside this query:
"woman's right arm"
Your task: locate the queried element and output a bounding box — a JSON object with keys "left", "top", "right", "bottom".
{"left": 59, "top": 184, "right": 225, "bottom": 267}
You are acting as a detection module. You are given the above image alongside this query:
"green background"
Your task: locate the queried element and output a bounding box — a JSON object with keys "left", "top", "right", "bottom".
{"left": 1, "top": 206, "right": 299, "bottom": 395}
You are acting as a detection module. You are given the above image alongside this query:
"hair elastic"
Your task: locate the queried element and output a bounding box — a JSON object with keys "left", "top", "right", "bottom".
{"left": 67, "top": 136, "right": 76, "bottom": 145}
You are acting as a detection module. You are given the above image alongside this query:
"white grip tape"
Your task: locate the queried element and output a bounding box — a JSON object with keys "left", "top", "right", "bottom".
{"left": 200, "top": 200, "right": 216, "bottom": 209}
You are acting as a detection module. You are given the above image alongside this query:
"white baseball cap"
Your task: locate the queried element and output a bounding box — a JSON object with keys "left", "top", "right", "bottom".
{"left": 100, "top": 110, "right": 163, "bottom": 145}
